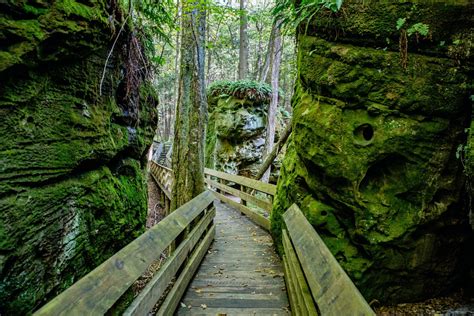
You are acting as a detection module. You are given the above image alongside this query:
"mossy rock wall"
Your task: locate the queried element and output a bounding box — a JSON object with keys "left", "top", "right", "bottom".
{"left": 0, "top": 1, "right": 157, "bottom": 313}
{"left": 272, "top": 1, "right": 473, "bottom": 304}
{"left": 206, "top": 96, "right": 268, "bottom": 177}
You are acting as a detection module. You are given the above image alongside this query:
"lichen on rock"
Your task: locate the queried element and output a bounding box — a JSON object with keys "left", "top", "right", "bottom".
{"left": 0, "top": 0, "right": 157, "bottom": 313}
{"left": 272, "top": 0, "right": 474, "bottom": 304}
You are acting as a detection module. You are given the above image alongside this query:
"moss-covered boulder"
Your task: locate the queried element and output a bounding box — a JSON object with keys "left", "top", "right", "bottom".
{"left": 0, "top": 1, "right": 157, "bottom": 313}
{"left": 272, "top": 1, "right": 473, "bottom": 304}
{"left": 206, "top": 80, "right": 271, "bottom": 177}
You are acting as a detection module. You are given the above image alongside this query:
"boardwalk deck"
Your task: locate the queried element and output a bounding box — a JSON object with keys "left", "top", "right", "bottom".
{"left": 176, "top": 200, "right": 290, "bottom": 315}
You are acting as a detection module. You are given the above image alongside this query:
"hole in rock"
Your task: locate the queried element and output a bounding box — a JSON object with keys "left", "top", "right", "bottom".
{"left": 354, "top": 123, "right": 375, "bottom": 144}
{"left": 321, "top": 210, "right": 328, "bottom": 216}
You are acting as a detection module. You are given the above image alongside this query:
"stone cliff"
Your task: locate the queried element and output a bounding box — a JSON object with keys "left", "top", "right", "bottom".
{"left": 272, "top": 1, "right": 474, "bottom": 304}
{"left": 0, "top": 1, "right": 157, "bottom": 313}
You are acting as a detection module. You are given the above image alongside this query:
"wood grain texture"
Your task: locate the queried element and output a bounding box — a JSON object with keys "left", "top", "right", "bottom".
{"left": 204, "top": 168, "right": 276, "bottom": 195}
{"left": 34, "top": 191, "right": 214, "bottom": 316}
{"left": 282, "top": 229, "right": 318, "bottom": 315}
{"left": 283, "top": 204, "right": 375, "bottom": 316}
{"left": 125, "top": 208, "right": 216, "bottom": 315}
{"left": 157, "top": 225, "right": 216, "bottom": 316}
{"left": 205, "top": 178, "right": 272, "bottom": 212}
{"left": 176, "top": 200, "right": 289, "bottom": 315}
{"left": 210, "top": 190, "right": 271, "bottom": 231}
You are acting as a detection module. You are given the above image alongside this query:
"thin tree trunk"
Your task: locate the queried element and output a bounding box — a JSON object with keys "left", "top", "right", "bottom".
{"left": 171, "top": 0, "right": 207, "bottom": 210}
{"left": 255, "top": 121, "right": 292, "bottom": 180}
{"left": 238, "top": 0, "right": 249, "bottom": 80}
{"left": 261, "top": 19, "right": 282, "bottom": 183}
{"left": 259, "top": 21, "right": 276, "bottom": 83}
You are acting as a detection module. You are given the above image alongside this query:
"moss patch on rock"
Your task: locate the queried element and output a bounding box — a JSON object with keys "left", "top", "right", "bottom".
{"left": 0, "top": 0, "right": 157, "bottom": 313}
{"left": 272, "top": 1, "right": 473, "bottom": 304}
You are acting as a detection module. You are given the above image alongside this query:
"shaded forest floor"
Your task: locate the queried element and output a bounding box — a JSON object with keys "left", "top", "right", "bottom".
{"left": 376, "top": 289, "right": 474, "bottom": 315}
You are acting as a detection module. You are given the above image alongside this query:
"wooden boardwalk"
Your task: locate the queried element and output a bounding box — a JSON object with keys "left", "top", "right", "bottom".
{"left": 176, "top": 200, "right": 290, "bottom": 315}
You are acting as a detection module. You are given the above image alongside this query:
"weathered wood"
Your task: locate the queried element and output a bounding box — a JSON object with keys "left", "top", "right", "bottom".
{"left": 150, "top": 161, "right": 174, "bottom": 199}
{"left": 124, "top": 208, "right": 216, "bottom": 315}
{"left": 205, "top": 178, "right": 272, "bottom": 212}
{"left": 34, "top": 191, "right": 214, "bottom": 316}
{"left": 282, "top": 229, "right": 318, "bottom": 316}
{"left": 283, "top": 204, "right": 375, "bottom": 316}
{"left": 210, "top": 190, "right": 270, "bottom": 231}
{"left": 177, "top": 200, "right": 289, "bottom": 315}
{"left": 282, "top": 256, "right": 299, "bottom": 316}
{"left": 204, "top": 168, "right": 276, "bottom": 196}
{"left": 157, "top": 224, "right": 216, "bottom": 316}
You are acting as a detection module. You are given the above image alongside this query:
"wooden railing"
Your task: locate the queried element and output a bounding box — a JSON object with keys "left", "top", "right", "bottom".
{"left": 204, "top": 168, "right": 276, "bottom": 231}
{"left": 150, "top": 161, "right": 174, "bottom": 215}
{"left": 34, "top": 191, "right": 215, "bottom": 316}
{"left": 282, "top": 204, "right": 375, "bottom": 316}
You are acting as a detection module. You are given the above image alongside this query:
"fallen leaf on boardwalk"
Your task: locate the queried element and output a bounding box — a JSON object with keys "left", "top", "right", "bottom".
{"left": 200, "top": 304, "right": 207, "bottom": 309}
{"left": 180, "top": 302, "right": 186, "bottom": 308}
{"left": 195, "top": 288, "right": 202, "bottom": 293}
{"left": 188, "top": 305, "right": 192, "bottom": 309}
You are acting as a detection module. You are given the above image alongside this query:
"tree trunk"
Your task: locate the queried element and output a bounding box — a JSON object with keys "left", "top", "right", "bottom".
{"left": 255, "top": 121, "right": 292, "bottom": 181}
{"left": 259, "top": 20, "right": 276, "bottom": 83}
{"left": 238, "top": 0, "right": 249, "bottom": 80}
{"left": 171, "top": 0, "right": 207, "bottom": 210}
{"left": 261, "top": 19, "right": 282, "bottom": 183}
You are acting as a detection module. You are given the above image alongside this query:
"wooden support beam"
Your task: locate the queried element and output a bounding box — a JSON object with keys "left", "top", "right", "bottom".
{"left": 204, "top": 168, "right": 276, "bottom": 196}
{"left": 157, "top": 224, "right": 216, "bottom": 315}
{"left": 34, "top": 191, "right": 214, "bottom": 316}
{"left": 283, "top": 204, "right": 375, "bottom": 316}
{"left": 205, "top": 178, "right": 272, "bottom": 212}
{"left": 210, "top": 190, "right": 270, "bottom": 231}
{"left": 124, "top": 208, "right": 215, "bottom": 315}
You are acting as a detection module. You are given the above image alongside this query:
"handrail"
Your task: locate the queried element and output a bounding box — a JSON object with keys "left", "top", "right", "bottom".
{"left": 282, "top": 204, "right": 375, "bottom": 315}
{"left": 150, "top": 161, "right": 174, "bottom": 199}
{"left": 204, "top": 168, "right": 276, "bottom": 195}
{"left": 204, "top": 168, "right": 276, "bottom": 231}
{"left": 34, "top": 190, "right": 215, "bottom": 315}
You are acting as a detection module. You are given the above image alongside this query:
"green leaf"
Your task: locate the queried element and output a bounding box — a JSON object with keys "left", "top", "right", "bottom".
{"left": 396, "top": 18, "right": 406, "bottom": 30}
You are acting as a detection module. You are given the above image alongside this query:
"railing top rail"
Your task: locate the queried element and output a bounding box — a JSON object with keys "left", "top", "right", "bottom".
{"left": 283, "top": 204, "right": 375, "bottom": 315}
{"left": 34, "top": 190, "right": 214, "bottom": 315}
{"left": 204, "top": 168, "right": 276, "bottom": 196}
{"left": 151, "top": 161, "right": 174, "bottom": 173}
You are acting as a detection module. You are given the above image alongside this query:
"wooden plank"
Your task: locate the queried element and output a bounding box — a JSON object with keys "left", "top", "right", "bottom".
{"left": 151, "top": 161, "right": 174, "bottom": 173}
{"left": 210, "top": 191, "right": 270, "bottom": 231}
{"left": 177, "top": 200, "right": 289, "bottom": 315}
{"left": 283, "top": 204, "right": 375, "bottom": 316}
{"left": 34, "top": 191, "right": 214, "bottom": 316}
{"left": 124, "top": 208, "right": 216, "bottom": 315}
{"left": 204, "top": 168, "right": 276, "bottom": 196}
{"left": 205, "top": 178, "right": 272, "bottom": 212}
{"left": 157, "top": 224, "right": 216, "bottom": 316}
{"left": 282, "top": 229, "right": 318, "bottom": 316}
{"left": 283, "top": 231, "right": 306, "bottom": 316}
{"left": 282, "top": 256, "right": 299, "bottom": 316}
{"left": 150, "top": 170, "right": 171, "bottom": 199}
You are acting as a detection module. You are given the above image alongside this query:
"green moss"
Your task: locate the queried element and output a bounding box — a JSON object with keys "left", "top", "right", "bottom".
{"left": 0, "top": 0, "right": 157, "bottom": 313}
{"left": 273, "top": 4, "right": 472, "bottom": 303}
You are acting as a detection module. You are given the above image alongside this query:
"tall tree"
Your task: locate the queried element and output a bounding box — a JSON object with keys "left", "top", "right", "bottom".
{"left": 261, "top": 19, "right": 282, "bottom": 183}
{"left": 238, "top": 0, "right": 249, "bottom": 79}
{"left": 171, "top": 0, "right": 207, "bottom": 210}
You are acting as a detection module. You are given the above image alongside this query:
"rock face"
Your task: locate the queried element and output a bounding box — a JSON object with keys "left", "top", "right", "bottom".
{"left": 206, "top": 95, "right": 267, "bottom": 176}
{"left": 0, "top": 1, "right": 157, "bottom": 313}
{"left": 272, "top": 1, "right": 473, "bottom": 304}
{"left": 206, "top": 81, "right": 272, "bottom": 177}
